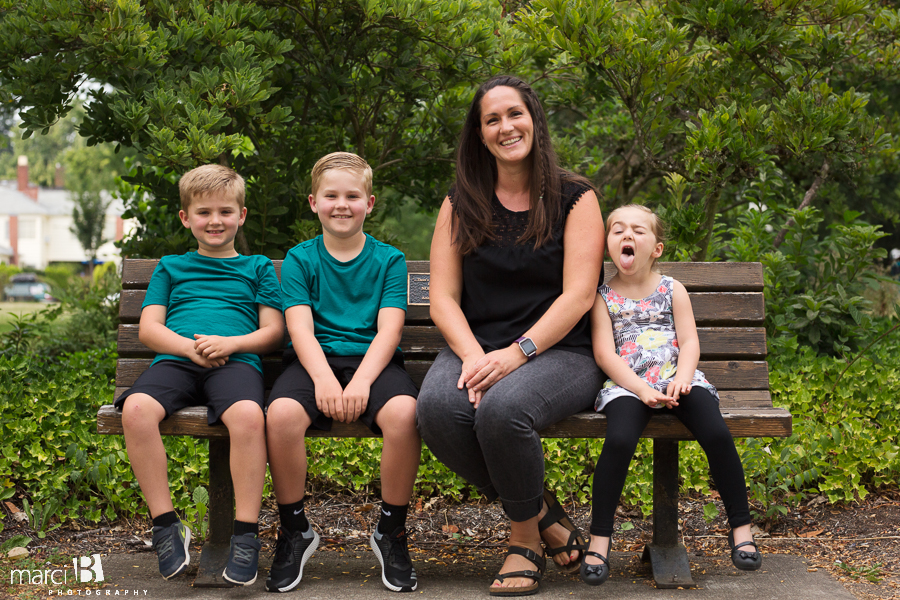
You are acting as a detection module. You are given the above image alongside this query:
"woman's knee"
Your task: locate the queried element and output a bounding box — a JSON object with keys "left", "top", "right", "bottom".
{"left": 473, "top": 393, "right": 533, "bottom": 441}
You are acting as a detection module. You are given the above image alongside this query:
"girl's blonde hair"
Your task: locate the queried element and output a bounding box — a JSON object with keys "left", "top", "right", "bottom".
{"left": 605, "top": 204, "right": 667, "bottom": 266}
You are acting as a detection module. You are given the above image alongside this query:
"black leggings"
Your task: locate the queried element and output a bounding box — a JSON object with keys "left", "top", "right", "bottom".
{"left": 590, "top": 387, "right": 751, "bottom": 536}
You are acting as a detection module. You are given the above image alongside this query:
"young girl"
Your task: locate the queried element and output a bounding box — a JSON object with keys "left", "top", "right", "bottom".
{"left": 581, "top": 205, "right": 761, "bottom": 586}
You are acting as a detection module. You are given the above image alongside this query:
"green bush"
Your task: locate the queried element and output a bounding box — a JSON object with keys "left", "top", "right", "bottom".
{"left": 726, "top": 205, "right": 892, "bottom": 356}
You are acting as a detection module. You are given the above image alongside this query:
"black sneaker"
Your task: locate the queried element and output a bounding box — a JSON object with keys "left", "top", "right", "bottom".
{"left": 265, "top": 525, "right": 320, "bottom": 592}
{"left": 152, "top": 521, "right": 191, "bottom": 580}
{"left": 370, "top": 525, "right": 417, "bottom": 592}
{"left": 222, "top": 533, "right": 261, "bottom": 586}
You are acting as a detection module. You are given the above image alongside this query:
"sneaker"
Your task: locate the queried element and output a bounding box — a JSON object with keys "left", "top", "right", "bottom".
{"left": 152, "top": 521, "right": 191, "bottom": 580}
{"left": 222, "top": 533, "right": 261, "bottom": 586}
{"left": 265, "top": 525, "right": 320, "bottom": 592}
{"left": 370, "top": 525, "right": 417, "bottom": 592}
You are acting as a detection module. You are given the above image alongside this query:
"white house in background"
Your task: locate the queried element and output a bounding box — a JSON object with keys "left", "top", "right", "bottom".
{"left": 0, "top": 156, "right": 136, "bottom": 269}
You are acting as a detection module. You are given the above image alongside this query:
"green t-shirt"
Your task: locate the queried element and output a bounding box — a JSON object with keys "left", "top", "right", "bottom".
{"left": 142, "top": 252, "right": 283, "bottom": 371}
{"left": 281, "top": 234, "right": 407, "bottom": 356}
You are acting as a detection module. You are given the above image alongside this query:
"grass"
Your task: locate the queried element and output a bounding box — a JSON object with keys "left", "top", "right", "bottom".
{"left": 0, "top": 302, "right": 58, "bottom": 334}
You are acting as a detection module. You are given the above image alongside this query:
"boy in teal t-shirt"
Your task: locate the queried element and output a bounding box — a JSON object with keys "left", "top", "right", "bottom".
{"left": 115, "top": 164, "right": 283, "bottom": 586}
{"left": 265, "top": 152, "right": 421, "bottom": 593}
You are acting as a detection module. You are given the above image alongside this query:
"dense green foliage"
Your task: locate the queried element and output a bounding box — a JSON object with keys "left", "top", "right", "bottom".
{"left": 3, "top": 0, "right": 899, "bottom": 256}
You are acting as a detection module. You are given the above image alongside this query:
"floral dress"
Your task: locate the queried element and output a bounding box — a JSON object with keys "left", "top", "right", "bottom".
{"left": 595, "top": 275, "right": 718, "bottom": 412}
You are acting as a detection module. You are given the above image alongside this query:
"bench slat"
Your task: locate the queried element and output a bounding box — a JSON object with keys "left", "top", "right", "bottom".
{"left": 123, "top": 260, "right": 763, "bottom": 292}
{"left": 116, "top": 324, "right": 768, "bottom": 360}
{"left": 115, "top": 358, "right": 769, "bottom": 391}
{"left": 97, "top": 404, "right": 790, "bottom": 439}
{"left": 119, "top": 289, "right": 764, "bottom": 326}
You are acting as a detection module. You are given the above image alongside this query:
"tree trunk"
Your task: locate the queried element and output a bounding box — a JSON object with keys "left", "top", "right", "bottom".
{"left": 692, "top": 189, "right": 721, "bottom": 262}
{"left": 773, "top": 158, "right": 830, "bottom": 249}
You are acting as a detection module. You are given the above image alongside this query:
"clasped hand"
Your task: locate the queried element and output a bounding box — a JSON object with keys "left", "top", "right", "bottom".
{"left": 458, "top": 346, "right": 528, "bottom": 409}
{"left": 316, "top": 377, "right": 369, "bottom": 423}
{"left": 190, "top": 334, "right": 233, "bottom": 368}
{"left": 639, "top": 379, "right": 693, "bottom": 408}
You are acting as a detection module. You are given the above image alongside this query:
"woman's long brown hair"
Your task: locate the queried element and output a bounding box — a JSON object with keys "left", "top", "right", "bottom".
{"left": 451, "top": 75, "right": 591, "bottom": 255}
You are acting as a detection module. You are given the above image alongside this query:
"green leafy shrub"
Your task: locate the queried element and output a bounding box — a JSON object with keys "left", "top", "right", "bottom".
{"left": 726, "top": 206, "right": 890, "bottom": 355}
{"left": 0, "top": 347, "right": 133, "bottom": 523}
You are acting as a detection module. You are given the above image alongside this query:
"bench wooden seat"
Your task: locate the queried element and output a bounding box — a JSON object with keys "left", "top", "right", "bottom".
{"left": 97, "top": 259, "right": 791, "bottom": 588}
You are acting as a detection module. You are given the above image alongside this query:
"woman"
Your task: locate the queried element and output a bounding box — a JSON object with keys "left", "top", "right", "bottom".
{"left": 416, "top": 75, "right": 605, "bottom": 596}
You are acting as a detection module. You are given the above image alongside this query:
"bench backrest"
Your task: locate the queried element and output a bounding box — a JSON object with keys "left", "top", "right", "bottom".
{"left": 115, "top": 259, "right": 770, "bottom": 412}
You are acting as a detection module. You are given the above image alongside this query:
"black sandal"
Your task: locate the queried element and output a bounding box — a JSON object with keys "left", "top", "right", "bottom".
{"left": 489, "top": 545, "right": 545, "bottom": 597}
{"left": 580, "top": 550, "right": 610, "bottom": 586}
{"left": 538, "top": 488, "right": 587, "bottom": 574}
{"left": 728, "top": 531, "right": 762, "bottom": 571}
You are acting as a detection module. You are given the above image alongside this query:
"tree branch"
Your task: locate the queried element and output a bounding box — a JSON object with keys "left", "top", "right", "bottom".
{"left": 773, "top": 158, "right": 830, "bottom": 248}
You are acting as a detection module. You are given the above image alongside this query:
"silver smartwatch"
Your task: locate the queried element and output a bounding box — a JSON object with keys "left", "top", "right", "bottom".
{"left": 515, "top": 336, "right": 537, "bottom": 360}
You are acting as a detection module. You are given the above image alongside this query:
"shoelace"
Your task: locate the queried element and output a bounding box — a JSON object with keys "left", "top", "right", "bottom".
{"left": 156, "top": 531, "right": 175, "bottom": 559}
{"left": 272, "top": 533, "right": 294, "bottom": 564}
{"left": 387, "top": 532, "right": 411, "bottom": 569}
{"left": 231, "top": 541, "right": 256, "bottom": 566}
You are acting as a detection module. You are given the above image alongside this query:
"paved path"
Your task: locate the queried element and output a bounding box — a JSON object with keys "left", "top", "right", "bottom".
{"left": 99, "top": 548, "right": 855, "bottom": 600}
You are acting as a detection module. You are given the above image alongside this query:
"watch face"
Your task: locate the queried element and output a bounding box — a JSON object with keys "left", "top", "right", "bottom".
{"left": 519, "top": 337, "right": 537, "bottom": 356}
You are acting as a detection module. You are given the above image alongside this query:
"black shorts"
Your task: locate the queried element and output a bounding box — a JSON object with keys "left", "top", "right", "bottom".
{"left": 266, "top": 350, "right": 418, "bottom": 434}
{"left": 114, "top": 360, "right": 265, "bottom": 425}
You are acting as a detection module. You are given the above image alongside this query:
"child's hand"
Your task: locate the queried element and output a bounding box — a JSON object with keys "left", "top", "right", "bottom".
{"left": 341, "top": 379, "right": 370, "bottom": 423}
{"left": 315, "top": 376, "right": 345, "bottom": 421}
{"left": 638, "top": 386, "right": 678, "bottom": 409}
{"left": 193, "top": 334, "right": 238, "bottom": 360}
{"left": 666, "top": 379, "right": 692, "bottom": 402}
{"left": 186, "top": 350, "right": 228, "bottom": 368}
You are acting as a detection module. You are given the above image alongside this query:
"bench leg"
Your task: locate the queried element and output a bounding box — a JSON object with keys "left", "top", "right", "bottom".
{"left": 641, "top": 439, "right": 695, "bottom": 589}
{"left": 193, "top": 438, "right": 236, "bottom": 588}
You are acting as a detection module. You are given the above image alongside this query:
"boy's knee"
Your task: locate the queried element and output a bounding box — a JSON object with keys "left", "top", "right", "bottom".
{"left": 121, "top": 394, "right": 164, "bottom": 432}
{"left": 266, "top": 398, "right": 312, "bottom": 434}
{"left": 223, "top": 400, "right": 265, "bottom": 436}
{"left": 379, "top": 395, "right": 418, "bottom": 436}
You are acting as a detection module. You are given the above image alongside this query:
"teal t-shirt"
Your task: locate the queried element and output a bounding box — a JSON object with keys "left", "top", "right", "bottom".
{"left": 281, "top": 234, "right": 407, "bottom": 356}
{"left": 142, "top": 252, "right": 283, "bottom": 372}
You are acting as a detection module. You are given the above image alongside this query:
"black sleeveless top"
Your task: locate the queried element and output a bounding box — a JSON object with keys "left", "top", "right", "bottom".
{"left": 449, "top": 176, "right": 599, "bottom": 357}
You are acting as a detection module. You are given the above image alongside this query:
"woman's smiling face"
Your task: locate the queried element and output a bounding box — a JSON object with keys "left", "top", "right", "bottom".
{"left": 478, "top": 85, "right": 534, "bottom": 167}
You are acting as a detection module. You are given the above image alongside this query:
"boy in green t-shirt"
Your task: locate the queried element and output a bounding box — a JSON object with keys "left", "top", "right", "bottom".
{"left": 265, "top": 152, "right": 421, "bottom": 593}
{"left": 115, "top": 164, "right": 284, "bottom": 586}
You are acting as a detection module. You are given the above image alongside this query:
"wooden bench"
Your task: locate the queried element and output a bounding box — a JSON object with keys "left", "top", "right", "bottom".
{"left": 97, "top": 259, "right": 791, "bottom": 589}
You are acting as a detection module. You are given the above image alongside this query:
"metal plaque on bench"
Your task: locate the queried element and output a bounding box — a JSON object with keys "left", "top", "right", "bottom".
{"left": 408, "top": 273, "right": 430, "bottom": 305}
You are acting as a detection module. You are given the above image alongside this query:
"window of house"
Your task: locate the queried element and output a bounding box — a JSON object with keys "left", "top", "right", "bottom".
{"left": 18, "top": 218, "right": 36, "bottom": 239}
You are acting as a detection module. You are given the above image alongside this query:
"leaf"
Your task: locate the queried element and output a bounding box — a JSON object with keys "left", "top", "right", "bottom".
{"left": 618, "top": 521, "right": 634, "bottom": 531}
{"left": 799, "top": 529, "right": 824, "bottom": 538}
{"left": 702, "top": 502, "right": 720, "bottom": 523}
{"left": 441, "top": 524, "right": 459, "bottom": 534}
{"left": 0, "top": 535, "right": 32, "bottom": 553}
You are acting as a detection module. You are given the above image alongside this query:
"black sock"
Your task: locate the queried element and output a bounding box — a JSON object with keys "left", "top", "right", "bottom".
{"left": 377, "top": 501, "right": 408, "bottom": 535}
{"left": 279, "top": 498, "right": 309, "bottom": 533}
{"left": 152, "top": 511, "right": 179, "bottom": 529}
{"left": 233, "top": 520, "right": 258, "bottom": 537}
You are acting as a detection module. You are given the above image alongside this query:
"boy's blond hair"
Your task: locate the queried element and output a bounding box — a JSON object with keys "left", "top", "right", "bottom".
{"left": 606, "top": 204, "right": 667, "bottom": 265}
{"left": 178, "top": 164, "right": 246, "bottom": 212}
{"left": 311, "top": 152, "right": 373, "bottom": 197}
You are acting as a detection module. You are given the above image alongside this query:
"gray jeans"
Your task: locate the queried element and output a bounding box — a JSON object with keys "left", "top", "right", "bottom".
{"left": 416, "top": 347, "right": 603, "bottom": 522}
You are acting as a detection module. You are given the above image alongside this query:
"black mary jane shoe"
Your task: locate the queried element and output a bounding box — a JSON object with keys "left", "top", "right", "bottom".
{"left": 579, "top": 550, "right": 610, "bottom": 586}
{"left": 728, "top": 531, "right": 762, "bottom": 571}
